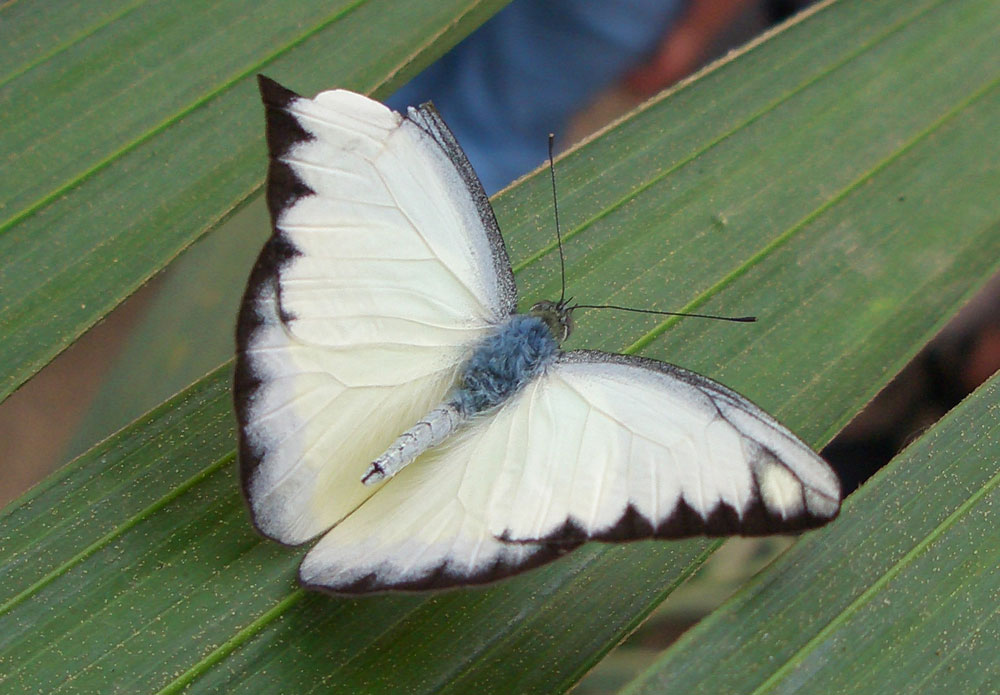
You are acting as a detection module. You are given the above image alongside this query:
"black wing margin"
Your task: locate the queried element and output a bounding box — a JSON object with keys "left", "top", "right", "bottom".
{"left": 501, "top": 350, "right": 842, "bottom": 545}
{"left": 405, "top": 102, "right": 518, "bottom": 317}
{"left": 233, "top": 76, "right": 315, "bottom": 514}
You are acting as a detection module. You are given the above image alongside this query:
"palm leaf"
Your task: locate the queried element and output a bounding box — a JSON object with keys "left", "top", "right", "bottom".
{"left": 1, "top": 0, "right": 997, "bottom": 692}
{"left": 0, "top": 0, "right": 509, "bottom": 403}
{"left": 621, "top": 368, "right": 1000, "bottom": 694}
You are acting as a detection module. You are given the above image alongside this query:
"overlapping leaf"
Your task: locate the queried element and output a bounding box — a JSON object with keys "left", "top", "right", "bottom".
{"left": 0, "top": 0, "right": 509, "bottom": 403}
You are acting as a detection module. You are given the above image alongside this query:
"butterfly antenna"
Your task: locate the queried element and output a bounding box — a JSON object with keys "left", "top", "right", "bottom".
{"left": 548, "top": 134, "right": 567, "bottom": 306}
{"left": 545, "top": 137, "right": 749, "bottom": 325}
{"left": 572, "top": 303, "right": 756, "bottom": 323}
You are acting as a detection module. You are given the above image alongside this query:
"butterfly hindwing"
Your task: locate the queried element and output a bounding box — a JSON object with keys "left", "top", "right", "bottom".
{"left": 235, "top": 78, "right": 516, "bottom": 545}
{"left": 486, "top": 351, "right": 840, "bottom": 543}
{"left": 298, "top": 350, "right": 839, "bottom": 593}
{"left": 298, "top": 436, "right": 565, "bottom": 593}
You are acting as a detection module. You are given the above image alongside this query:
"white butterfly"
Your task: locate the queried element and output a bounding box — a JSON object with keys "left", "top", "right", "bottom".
{"left": 235, "top": 76, "right": 841, "bottom": 594}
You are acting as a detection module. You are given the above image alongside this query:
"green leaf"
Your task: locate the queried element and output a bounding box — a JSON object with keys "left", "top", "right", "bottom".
{"left": 64, "top": 199, "right": 272, "bottom": 461}
{"left": 0, "top": 0, "right": 510, "bottom": 404}
{"left": 2, "top": 0, "right": 999, "bottom": 693}
{"left": 620, "top": 368, "right": 1000, "bottom": 694}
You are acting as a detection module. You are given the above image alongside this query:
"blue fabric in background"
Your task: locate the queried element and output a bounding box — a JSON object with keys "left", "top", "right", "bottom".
{"left": 388, "top": 0, "right": 686, "bottom": 194}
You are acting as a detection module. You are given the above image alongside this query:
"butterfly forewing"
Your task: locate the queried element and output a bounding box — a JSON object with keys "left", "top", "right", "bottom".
{"left": 489, "top": 351, "right": 840, "bottom": 543}
{"left": 235, "top": 78, "right": 515, "bottom": 545}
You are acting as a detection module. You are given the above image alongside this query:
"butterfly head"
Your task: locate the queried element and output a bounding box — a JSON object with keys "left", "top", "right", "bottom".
{"left": 529, "top": 299, "right": 574, "bottom": 343}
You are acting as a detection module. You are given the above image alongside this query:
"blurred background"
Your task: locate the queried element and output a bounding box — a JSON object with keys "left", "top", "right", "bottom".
{"left": 2, "top": 1, "right": 998, "bottom": 691}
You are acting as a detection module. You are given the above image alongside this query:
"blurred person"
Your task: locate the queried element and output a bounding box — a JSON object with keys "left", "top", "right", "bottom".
{"left": 388, "top": 0, "right": 757, "bottom": 193}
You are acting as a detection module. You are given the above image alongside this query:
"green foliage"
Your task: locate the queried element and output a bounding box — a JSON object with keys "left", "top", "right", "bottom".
{"left": 621, "top": 370, "right": 1000, "bottom": 694}
{"left": 0, "top": 0, "right": 508, "bottom": 403}
{"left": 1, "top": 0, "right": 998, "bottom": 692}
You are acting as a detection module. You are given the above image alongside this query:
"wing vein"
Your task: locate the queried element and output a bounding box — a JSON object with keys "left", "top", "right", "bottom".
{"left": 284, "top": 107, "right": 389, "bottom": 148}
{"left": 245, "top": 381, "right": 332, "bottom": 425}
{"left": 256, "top": 366, "right": 455, "bottom": 506}
{"left": 371, "top": 165, "right": 491, "bottom": 317}
{"left": 586, "top": 416, "right": 612, "bottom": 532}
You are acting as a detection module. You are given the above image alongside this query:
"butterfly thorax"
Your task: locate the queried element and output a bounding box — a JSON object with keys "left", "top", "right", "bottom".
{"left": 361, "top": 314, "right": 558, "bottom": 486}
{"left": 452, "top": 314, "right": 559, "bottom": 416}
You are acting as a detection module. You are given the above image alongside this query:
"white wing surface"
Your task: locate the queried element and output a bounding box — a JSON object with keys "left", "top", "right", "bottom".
{"left": 487, "top": 351, "right": 840, "bottom": 543}
{"left": 299, "top": 436, "right": 561, "bottom": 593}
{"left": 235, "top": 77, "right": 516, "bottom": 545}
{"left": 300, "top": 350, "right": 840, "bottom": 593}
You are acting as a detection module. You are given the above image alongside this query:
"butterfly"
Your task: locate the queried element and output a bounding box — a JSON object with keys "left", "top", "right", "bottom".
{"left": 234, "top": 76, "right": 841, "bottom": 594}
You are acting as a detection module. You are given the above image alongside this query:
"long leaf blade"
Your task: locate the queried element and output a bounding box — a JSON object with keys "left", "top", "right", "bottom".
{"left": 620, "top": 369, "right": 1000, "bottom": 694}
{"left": 0, "top": 0, "right": 508, "bottom": 403}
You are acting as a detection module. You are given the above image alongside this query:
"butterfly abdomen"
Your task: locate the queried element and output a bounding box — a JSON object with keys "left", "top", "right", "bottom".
{"left": 362, "top": 314, "right": 558, "bottom": 486}
{"left": 362, "top": 402, "right": 465, "bottom": 485}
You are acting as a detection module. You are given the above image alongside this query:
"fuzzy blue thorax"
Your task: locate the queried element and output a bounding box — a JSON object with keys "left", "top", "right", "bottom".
{"left": 452, "top": 314, "right": 559, "bottom": 416}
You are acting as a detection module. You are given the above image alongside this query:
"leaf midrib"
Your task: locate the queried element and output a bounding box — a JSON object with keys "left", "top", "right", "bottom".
{"left": 0, "top": 452, "right": 235, "bottom": 617}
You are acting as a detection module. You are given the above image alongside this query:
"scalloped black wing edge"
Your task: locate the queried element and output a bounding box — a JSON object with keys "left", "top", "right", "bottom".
{"left": 233, "top": 76, "right": 316, "bottom": 540}
{"left": 511, "top": 350, "right": 842, "bottom": 544}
